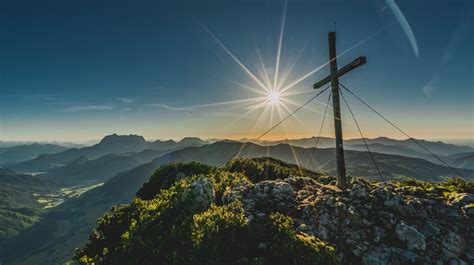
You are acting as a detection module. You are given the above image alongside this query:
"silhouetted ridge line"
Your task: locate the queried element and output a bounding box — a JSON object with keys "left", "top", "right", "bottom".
{"left": 340, "top": 82, "right": 465, "bottom": 178}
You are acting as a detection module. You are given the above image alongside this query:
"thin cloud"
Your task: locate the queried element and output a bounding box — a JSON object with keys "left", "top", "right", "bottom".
{"left": 22, "top": 94, "right": 58, "bottom": 101}
{"left": 20, "top": 94, "right": 71, "bottom": 105}
{"left": 423, "top": 74, "right": 440, "bottom": 98}
{"left": 440, "top": 21, "right": 469, "bottom": 66}
{"left": 61, "top": 105, "right": 114, "bottom": 113}
{"left": 119, "top": 97, "right": 135, "bottom": 103}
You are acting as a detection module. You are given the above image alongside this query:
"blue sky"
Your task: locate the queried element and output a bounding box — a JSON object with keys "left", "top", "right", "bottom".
{"left": 0, "top": 0, "right": 472, "bottom": 142}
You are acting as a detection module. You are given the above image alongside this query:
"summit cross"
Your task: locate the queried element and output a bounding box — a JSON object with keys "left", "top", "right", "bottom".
{"left": 313, "top": 32, "right": 367, "bottom": 189}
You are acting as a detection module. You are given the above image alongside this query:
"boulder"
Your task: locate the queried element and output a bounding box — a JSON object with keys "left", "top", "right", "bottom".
{"left": 442, "top": 231, "right": 465, "bottom": 259}
{"left": 396, "top": 223, "right": 426, "bottom": 251}
{"left": 350, "top": 183, "right": 368, "bottom": 199}
{"left": 186, "top": 178, "right": 215, "bottom": 211}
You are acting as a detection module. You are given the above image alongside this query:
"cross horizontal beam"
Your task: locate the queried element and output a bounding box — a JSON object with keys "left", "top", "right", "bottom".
{"left": 313, "top": 56, "right": 366, "bottom": 89}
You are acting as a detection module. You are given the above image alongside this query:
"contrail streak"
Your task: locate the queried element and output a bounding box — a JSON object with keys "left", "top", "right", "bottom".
{"left": 149, "top": 97, "right": 266, "bottom": 111}
{"left": 386, "top": 0, "right": 419, "bottom": 57}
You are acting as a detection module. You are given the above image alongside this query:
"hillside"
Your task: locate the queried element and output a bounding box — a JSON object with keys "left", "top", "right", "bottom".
{"left": 447, "top": 152, "right": 474, "bottom": 170}
{"left": 152, "top": 141, "right": 474, "bottom": 181}
{"left": 74, "top": 158, "right": 473, "bottom": 264}
{"left": 43, "top": 153, "right": 153, "bottom": 185}
{"left": 2, "top": 142, "right": 473, "bottom": 264}
{"left": 39, "top": 146, "right": 192, "bottom": 186}
{"left": 0, "top": 169, "right": 58, "bottom": 243}
{"left": 257, "top": 137, "right": 474, "bottom": 156}
{"left": 255, "top": 137, "right": 474, "bottom": 168}
{"left": 0, "top": 143, "right": 69, "bottom": 166}
{"left": 0, "top": 157, "right": 175, "bottom": 265}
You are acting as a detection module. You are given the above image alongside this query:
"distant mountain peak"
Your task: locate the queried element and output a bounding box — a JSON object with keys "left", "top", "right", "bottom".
{"left": 99, "top": 134, "right": 146, "bottom": 145}
{"left": 372, "top": 136, "right": 392, "bottom": 140}
{"left": 154, "top": 139, "right": 176, "bottom": 144}
{"left": 179, "top": 137, "right": 203, "bottom": 143}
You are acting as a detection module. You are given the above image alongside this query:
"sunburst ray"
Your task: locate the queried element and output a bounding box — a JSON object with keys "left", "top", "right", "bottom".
{"left": 273, "top": 0, "right": 287, "bottom": 91}
{"left": 200, "top": 23, "right": 270, "bottom": 93}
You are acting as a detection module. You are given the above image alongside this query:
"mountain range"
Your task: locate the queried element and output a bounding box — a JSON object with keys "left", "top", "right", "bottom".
{"left": 255, "top": 136, "right": 474, "bottom": 168}
{"left": 2, "top": 137, "right": 474, "bottom": 264}
{"left": 256, "top": 136, "right": 473, "bottom": 154}
{"left": 0, "top": 143, "right": 70, "bottom": 166}
{"left": 8, "top": 134, "right": 208, "bottom": 173}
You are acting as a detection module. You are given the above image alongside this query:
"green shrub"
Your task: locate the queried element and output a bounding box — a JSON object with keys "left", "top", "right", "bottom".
{"left": 225, "top": 157, "right": 321, "bottom": 183}
{"left": 75, "top": 202, "right": 141, "bottom": 264}
{"left": 76, "top": 161, "right": 336, "bottom": 265}
{"left": 392, "top": 177, "right": 474, "bottom": 198}
{"left": 192, "top": 202, "right": 254, "bottom": 264}
{"left": 256, "top": 212, "right": 336, "bottom": 265}
{"left": 136, "top": 162, "right": 213, "bottom": 200}
{"left": 191, "top": 203, "right": 336, "bottom": 265}
{"left": 439, "top": 177, "right": 474, "bottom": 193}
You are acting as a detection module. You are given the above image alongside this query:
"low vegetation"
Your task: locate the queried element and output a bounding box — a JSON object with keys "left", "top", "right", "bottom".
{"left": 75, "top": 159, "right": 336, "bottom": 264}
{"left": 75, "top": 158, "right": 473, "bottom": 265}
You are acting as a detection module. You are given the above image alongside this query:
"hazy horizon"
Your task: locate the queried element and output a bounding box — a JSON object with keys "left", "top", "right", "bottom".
{"left": 2, "top": 133, "right": 473, "bottom": 148}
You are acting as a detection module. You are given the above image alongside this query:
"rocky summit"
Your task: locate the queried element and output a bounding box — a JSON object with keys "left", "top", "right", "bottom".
{"left": 224, "top": 175, "right": 473, "bottom": 264}
{"left": 76, "top": 158, "right": 473, "bottom": 265}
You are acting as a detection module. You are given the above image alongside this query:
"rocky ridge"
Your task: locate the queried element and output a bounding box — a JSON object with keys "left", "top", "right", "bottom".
{"left": 221, "top": 175, "right": 473, "bottom": 264}
{"left": 76, "top": 158, "right": 473, "bottom": 265}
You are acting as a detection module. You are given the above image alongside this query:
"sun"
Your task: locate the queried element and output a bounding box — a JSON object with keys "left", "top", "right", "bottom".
{"left": 267, "top": 91, "right": 281, "bottom": 105}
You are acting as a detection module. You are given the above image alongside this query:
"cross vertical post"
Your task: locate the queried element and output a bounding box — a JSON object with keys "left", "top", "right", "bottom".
{"left": 313, "top": 31, "right": 367, "bottom": 189}
{"left": 328, "top": 32, "right": 347, "bottom": 189}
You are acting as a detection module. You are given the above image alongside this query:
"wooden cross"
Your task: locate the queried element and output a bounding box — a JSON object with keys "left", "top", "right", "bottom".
{"left": 313, "top": 32, "right": 366, "bottom": 189}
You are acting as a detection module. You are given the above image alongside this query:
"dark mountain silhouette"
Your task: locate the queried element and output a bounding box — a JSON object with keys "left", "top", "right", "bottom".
{"left": 254, "top": 136, "right": 474, "bottom": 168}
{"left": 9, "top": 134, "right": 208, "bottom": 172}
{"left": 44, "top": 154, "right": 144, "bottom": 184}
{"left": 150, "top": 136, "right": 208, "bottom": 150}
{"left": 0, "top": 141, "right": 85, "bottom": 149}
{"left": 257, "top": 136, "right": 473, "bottom": 155}
{"left": 43, "top": 148, "right": 173, "bottom": 185}
{"left": 39, "top": 143, "right": 207, "bottom": 185}
{"left": 0, "top": 143, "right": 69, "bottom": 166}
{"left": 447, "top": 152, "right": 474, "bottom": 170}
